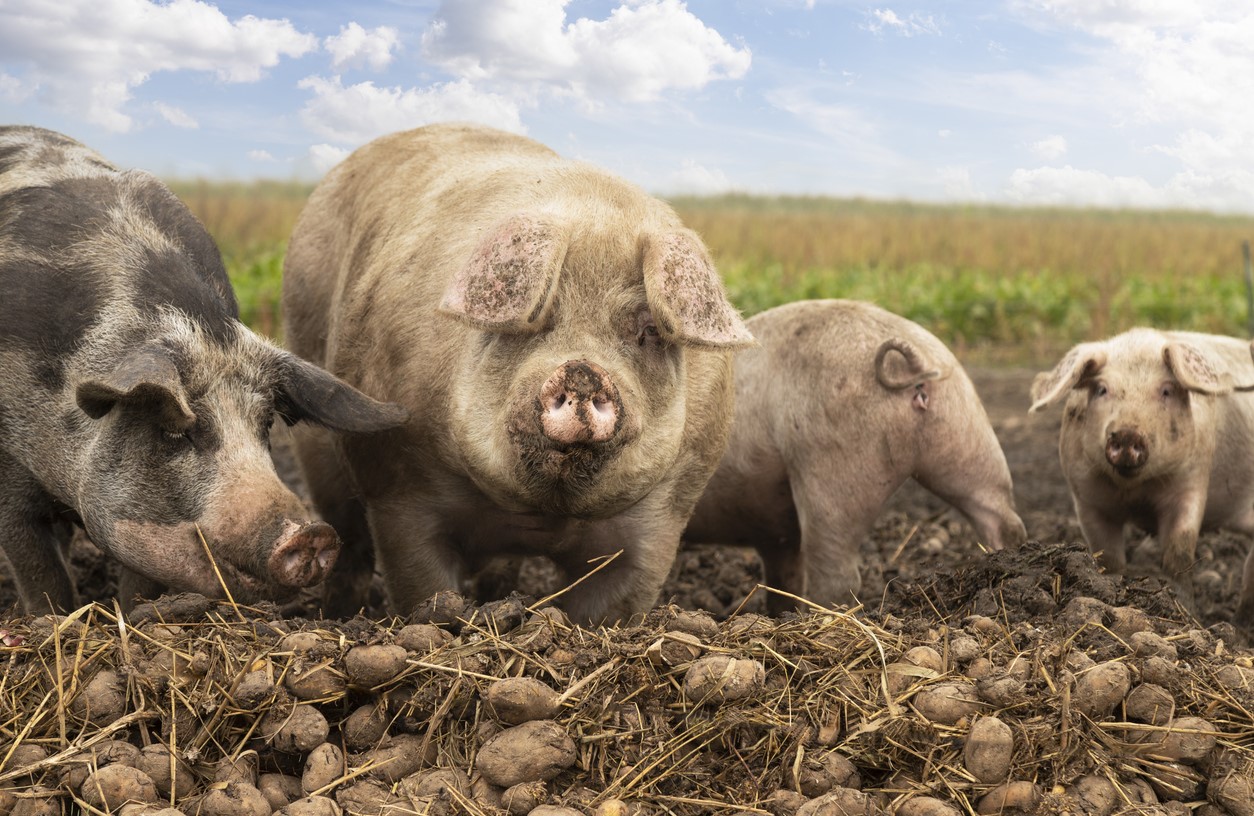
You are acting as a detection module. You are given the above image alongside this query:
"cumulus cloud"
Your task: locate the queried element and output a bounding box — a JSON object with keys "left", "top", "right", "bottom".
{"left": 154, "top": 102, "right": 198, "bottom": 129}
{"left": 1006, "top": 165, "right": 1166, "bottom": 208}
{"left": 325, "top": 22, "right": 400, "bottom": 72}
{"left": 298, "top": 75, "right": 525, "bottom": 146}
{"left": 0, "top": 0, "right": 316, "bottom": 131}
{"left": 1031, "top": 134, "right": 1067, "bottom": 160}
{"left": 667, "top": 158, "right": 732, "bottom": 194}
{"left": 421, "top": 0, "right": 751, "bottom": 103}
{"left": 308, "top": 144, "right": 350, "bottom": 173}
{"left": 864, "top": 8, "right": 941, "bottom": 37}
{"left": 0, "top": 72, "right": 29, "bottom": 102}
{"left": 248, "top": 149, "right": 276, "bottom": 162}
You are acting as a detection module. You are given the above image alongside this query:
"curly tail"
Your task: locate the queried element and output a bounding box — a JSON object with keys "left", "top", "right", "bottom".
{"left": 874, "top": 339, "right": 943, "bottom": 390}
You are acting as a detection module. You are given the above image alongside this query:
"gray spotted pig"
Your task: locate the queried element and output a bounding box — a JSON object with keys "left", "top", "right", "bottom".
{"left": 0, "top": 126, "right": 406, "bottom": 612}
{"left": 1030, "top": 328, "right": 1254, "bottom": 626}
{"left": 684, "top": 299, "right": 1026, "bottom": 613}
{"left": 281, "top": 123, "right": 753, "bottom": 624}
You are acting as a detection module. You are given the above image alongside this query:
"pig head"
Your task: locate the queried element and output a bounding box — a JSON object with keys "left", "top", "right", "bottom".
{"left": 0, "top": 126, "right": 407, "bottom": 612}
{"left": 1030, "top": 328, "right": 1254, "bottom": 622}
{"left": 282, "top": 123, "right": 751, "bottom": 624}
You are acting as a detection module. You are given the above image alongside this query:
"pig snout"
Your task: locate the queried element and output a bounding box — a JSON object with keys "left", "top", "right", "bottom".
{"left": 267, "top": 520, "right": 341, "bottom": 587}
{"left": 1106, "top": 429, "right": 1149, "bottom": 474}
{"left": 539, "top": 361, "right": 622, "bottom": 445}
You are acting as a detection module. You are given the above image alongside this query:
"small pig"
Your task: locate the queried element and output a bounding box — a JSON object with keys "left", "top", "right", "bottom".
{"left": 281, "top": 123, "right": 752, "bottom": 624}
{"left": 0, "top": 126, "right": 406, "bottom": 612}
{"left": 684, "top": 299, "right": 1026, "bottom": 612}
{"left": 1030, "top": 328, "right": 1254, "bottom": 625}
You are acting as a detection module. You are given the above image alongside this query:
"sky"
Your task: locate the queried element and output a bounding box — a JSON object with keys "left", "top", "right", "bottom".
{"left": 2, "top": 0, "right": 1252, "bottom": 213}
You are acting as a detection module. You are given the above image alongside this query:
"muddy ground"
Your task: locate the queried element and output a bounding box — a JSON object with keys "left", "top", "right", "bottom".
{"left": 0, "top": 366, "right": 1247, "bottom": 633}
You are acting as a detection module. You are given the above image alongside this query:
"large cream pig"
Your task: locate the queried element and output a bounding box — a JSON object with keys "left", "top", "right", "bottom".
{"left": 282, "top": 123, "right": 752, "bottom": 624}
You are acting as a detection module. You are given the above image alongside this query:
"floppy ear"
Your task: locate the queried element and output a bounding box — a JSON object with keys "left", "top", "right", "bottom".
{"left": 1165, "top": 342, "right": 1233, "bottom": 395}
{"left": 1029, "top": 342, "right": 1107, "bottom": 413}
{"left": 439, "top": 214, "right": 567, "bottom": 333}
{"left": 274, "top": 352, "right": 408, "bottom": 434}
{"left": 874, "top": 339, "right": 943, "bottom": 390}
{"left": 641, "top": 230, "right": 754, "bottom": 348}
{"left": 76, "top": 343, "right": 195, "bottom": 430}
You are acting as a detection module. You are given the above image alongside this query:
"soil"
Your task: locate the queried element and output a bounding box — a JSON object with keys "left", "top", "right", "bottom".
{"left": 2, "top": 366, "right": 1248, "bottom": 631}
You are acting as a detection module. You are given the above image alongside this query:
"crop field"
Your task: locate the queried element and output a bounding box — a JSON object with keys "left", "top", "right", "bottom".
{"left": 172, "top": 180, "right": 1254, "bottom": 361}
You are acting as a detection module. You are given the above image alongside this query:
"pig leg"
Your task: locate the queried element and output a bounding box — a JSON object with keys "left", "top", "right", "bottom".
{"left": 117, "top": 568, "right": 165, "bottom": 609}
{"left": 368, "top": 504, "right": 466, "bottom": 616}
{"left": 1074, "top": 501, "right": 1129, "bottom": 574}
{"left": 0, "top": 464, "right": 76, "bottom": 612}
{"left": 1157, "top": 493, "right": 1208, "bottom": 612}
{"left": 919, "top": 479, "right": 1026, "bottom": 553}
{"left": 1232, "top": 507, "right": 1254, "bottom": 632}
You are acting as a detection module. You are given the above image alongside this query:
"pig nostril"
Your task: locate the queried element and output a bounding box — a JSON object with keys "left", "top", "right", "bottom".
{"left": 551, "top": 393, "right": 567, "bottom": 411}
{"left": 592, "top": 397, "right": 614, "bottom": 417}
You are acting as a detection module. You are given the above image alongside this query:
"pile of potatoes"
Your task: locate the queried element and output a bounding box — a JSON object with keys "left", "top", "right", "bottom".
{"left": 1, "top": 558, "right": 1254, "bottom": 816}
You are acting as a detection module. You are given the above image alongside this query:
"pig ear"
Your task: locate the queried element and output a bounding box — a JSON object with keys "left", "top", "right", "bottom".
{"left": 874, "top": 339, "right": 943, "bottom": 390}
{"left": 642, "top": 231, "right": 754, "bottom": 348}
{"left": 274, "top": 353, "right": 409, "bottom": 433}
{"left": 438, "top": 214, "right": 567, "bottom": 333}
{"left": 76, "top": 344, "right": 195, "bottom": 429}
{"left": 1164, "top": 342, "right": 1234, "bottom": 395}
{"left": 1029, "top": 343, "right": 1107, "bottom": 413}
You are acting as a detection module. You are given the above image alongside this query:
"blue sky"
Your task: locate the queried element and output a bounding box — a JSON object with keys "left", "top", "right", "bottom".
{"left": 2, "top": 1, "right": 1251, "bottom": 212}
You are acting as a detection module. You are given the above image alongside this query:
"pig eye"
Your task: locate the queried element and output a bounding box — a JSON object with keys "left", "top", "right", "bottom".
{"left": 160, "top": 428, "right": 192, "bottom": 449}
{"left": 1161, "top": 383, "right": 1176, "bottom": 399}
{"left": 1094, "top": 384, "right": 1108, "bottom": 397}
{"left": 635, "top": 311, "right": 663, "bottom": 349}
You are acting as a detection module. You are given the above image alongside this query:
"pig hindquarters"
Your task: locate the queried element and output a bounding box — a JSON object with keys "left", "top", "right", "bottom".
{"left": 1030, "top": 329, "right": 1254, "bottom": 628}
{"left": 281, "top": 123, "right": 751, "bottom": 625}
{"left": 684, "top": 299, "right": 1026, "bottom": 613}
{"left": 0, "top": 126, "right": 406, "bottom": 612}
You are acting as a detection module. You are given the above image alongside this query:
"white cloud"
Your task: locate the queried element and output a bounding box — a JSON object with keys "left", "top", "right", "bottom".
{"left": 0, "top": 0, "right": 316, "bottom": 132}
{"left": 938, "top": 128, "right": 952, "bottom": 138}
{"left": 325, "top": 23, "right": 400, "bottom": 72}
{"left": 154, "top": 102, "right": 198, "bottom": 129}
{"left": 248, "top": 149, "right": 276, "bottom": 162}
{"left": 667, "top": 158, "right": 731, "bottom": 194}
{"left": 937, "top": 166, "right": 981, "bottom": 200}
{"left": 421, "top": 0, "right": 750, "bottom": 103}
{"left": 1031, "top": 134, "right": 1067, "bottom": 160}
{"left": 1006, "top": 165, "right": 1165, "bottom": 208}
{"left": 0, "top": 72, "right": 30, "bottom": 102}
{"left": 864, "top": 8, "right": 941, "bottom": 37}
{"left": 308, "top": 144, "right": 350, "bottom": 173}
{"left": 298, "top": 76, "right": 525, "bottom": 146}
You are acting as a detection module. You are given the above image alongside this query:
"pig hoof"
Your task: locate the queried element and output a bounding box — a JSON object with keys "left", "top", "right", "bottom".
{"left": 269, "top": 522, "right": 341, "bottom": 587}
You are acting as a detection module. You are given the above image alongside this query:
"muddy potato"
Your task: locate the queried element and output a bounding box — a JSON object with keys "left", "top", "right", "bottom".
{"left": 895, "top": 797, "right": 961, "bottom": 816}
{"left": 501, "top": 780, "right": 545, "bottom": 815}
{"left": 792, "top": 751, "right": 860, "bottom": 797}
{"left": 529, "top": 808, "right": 581, "bottom": 816}
{"left": 887, "top": 646, "right": 943, "bottom": 694}
{"left": 398, "top": 767, "right": 470, "bottom": 802}
{"left": 80, "top": 765, "right": 159, "bottom": 810}
{"left": 70, "top": 669, "right": 127, "bottom": 725}
{"left": 342, "top": 702, "right": 389, "bottom": 751}
{"left": 645, "top": 631, "right": 705, "bottom": 667}
{"left": 10, "top": 787, "right": 60, "bottom": 816}
{"left": 215, "top": 751, "right": 259, "bottom": 786}
{"left": 344, "top": 644, "right": 408, "bottom": 688}
{"left": 196, "top": 781, "right": 272, "bottom": 816}
{"left": 475, "top": 720, "right": 577, "bottom": 788}
{"left": 964, "top": 716, "right": 1014, "bottom": 783}
{"left": 4, "top": 743, "right": 47, "bottom": 775}
{"left": 1151, "top": 716, "right": 1217, "bottom": 764}
{"left": 234, "top": 670, "right": 277, "bottom": 708}
{"left": 286, "top": 661, "right": 347, "bottom": 700}
{"left": 1143, "top": 759, "right": 1202, "bottom": 801}
{"left": 275, "top": 795, "right": 342, "bottom": 816}
{"left": 1209, "top": 769, "right": 1254, "bottom": 816}
{"left": 335, "top": 779, "right": 402, "bottom": 816}
{"left": 264, "top": 703, "right": 330, "bottom": 754}
{"left": 975, "top": 781, "right": 1041, "bottom": 814}
{"left": 794, "top": 786, "right": 877, "bottom": 816}
{"left": 683, "top": 655, "right": 765, "bottom": 704}
{"left": 362, "top": 734, "right": 435, "bottom": 783}
{"left": 260, "top": 773, "right": 304, "bottom": 811}
{"left": 1125, "top": 684, "right": 1175, "bottom": 725}
{"left": 485, "top": 677, "right": 561, "bottom": 724}
{"left": 395, "top": 623, "right": 452, "bottom": 653}
{"left": 913, "top": 681, "right": 983, "bottom": 725}
{"left": 303, "top": 743, "right": 346, "bottom": 794}
{"left": 1065, "top": 775, "right": 1118, "bottom": 816}
{"left": 1073, "top": 661, "right": 1130, "bottom": 719}
{"left": 137, "top": 744, "right": 195, "bottom": 799}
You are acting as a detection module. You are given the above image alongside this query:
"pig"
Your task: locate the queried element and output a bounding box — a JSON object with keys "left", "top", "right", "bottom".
{"left": 1029, "top": 328, "right": 1254, "bottom": 626}
{"left": 281, "top": 123, "right": 753, "bottom": 624}
{"left": 683, "top": 299, "right": 1027, "bottom": 613}
{"left": 0, "top": 126, "right": 407, "bottom": 613}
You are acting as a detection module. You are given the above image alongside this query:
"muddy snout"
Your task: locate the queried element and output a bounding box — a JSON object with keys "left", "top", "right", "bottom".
{"left": 539, "top": 360, "right": 622, "bottom": 445}
{"left": 266, "top": 520, "right": 341, "bottom": 587}
{"left": 1106, "top": 428, "right": 1149, "bottom": 474}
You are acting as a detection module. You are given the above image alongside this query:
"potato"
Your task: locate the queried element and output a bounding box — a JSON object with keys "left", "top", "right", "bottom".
{"left": 792, "top": 751, "right": 860, "bottom": 797}
{"left": 1208, "top": 768, "right": 1254, "bottom": 816}
{"left": 1149, "top": 716, "right": 1217, "bottom": 764}
{"left": 117, "top": 806, "right": 184, "bottom": 816}
{"left": 0, "top": 790, "right": 14, "bottom": 816}
{"left": 1060, "top": 597, "right": 1109, "bottom": 629}
{"left": 501, "top": 780, "right": 545, "bottom": 815}
{"left": 9, "top": 788, "right": 60, "bottom": 816}
{"left": 887, "top": 646, "right": 943, "bottom": 694}
{"left": 342, "top": 703, "right": 389, "bottom": 751}
{"left": 275, "top": 795, "right": 342, "bottom": 816}
{"left": 1124, "top": 684, "right": 1174, "bottom": 725}
{"left": 70, "top": 669, "right": 127, "bottom": 725}
{"left": 1142, "top": 759, "right": 1202, "bottom": 801}
{"left": 475, "top": 720, "right": 577, "bottom": 787}
{"left": 964, "top": 716, "right": 1013, "bottom": 783}
{"left": 913, "top": 682, "right": 983, "bottom": 725}
{"left": 1140, "top": 656, "right": 1182, "bottom": 688}
{"left": 285, "top": 661, "right": 347, "bottom": 701}
{"left": 195, "top": 781, "right": 272, "bottom": 816}
{"left": 234, "top": 669, "right": 277, "bottom": 708}
{"left": 80, "top": 765, "right": 159, "bottom": 811}
{"left": 976, "top": 673, "right": 1025, "bottom": 709}
{"left": 949, "top": 636, "right": 981, "bottom": 664}
{"left": 485, "top": 677, "right": 561, "bottom": 725}
{"left": 279, "top": 632, "right": 323, "bottom": 653}
{"left": 895, "top": 797, "right": 961, "bottom": 816}
{"left": 137, "top": 743, "right": 196, "bottom": 799}
{"left": 4, "top": 743, "right": 48, "bottom": 775}
{"left": 528, "top": 808, "right": 581, "bottom": 816}
{"left": 768, "top": 789, "right": 807, "bottom": 816}
{"left": 260, "top": 773, "right": 304, "bottom": 811}
{"left": 395, "top": 624, "right": 453, "bottom": 654}
{"left": 975, "top": 781, "right": 1041, "bottom": 814}
{"left": 1066, "top": 774, "right": 1118, "bottom": 816}
{"left": 1072, "top": 661, "right": 1130, "bottom": 719}
{"left": 1129, "top": 631, "right": 1177, "bottom": 661}
{"left": 592, "top": 799, "right": 640, "bottom": 816}
{"left": 682, "top": 655, "right": 765, "bottom": 704}
{"left": 362, "top": 734, "right": 435, "bottom": 783}
{"left": 645, "top": 631, "right": 704, "bottom": 667}
{"left": 397, "top": 766, "right": 470, "bottom": 801}
{"left": 264, "top": 703, "right": 330, "bottom": 754}
{"left": 1108, "top": 606, "right": 1152, "bottom": 638}
{"left": 335, "top": 779, "right": 402, "bottom": 816}
{"left": 793, "top": 786, "right": 876, "bottom": 816}
{"left": 1216, "top": 664, "right": 1254, "bottom": 691}
{"left": 215, "top": 751, "right": 259, "bottom": 786}
{"left": 303, "top": 742, "right": 346, "bottom": 795}
{"left": 60, "top": 739, "right": 142, "bottom": 790}
{"left": 344, "top": 645, "right": 408, "bottom": 688}
{"left": 472, "top": 776, "right": 506, "bottom": 811}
